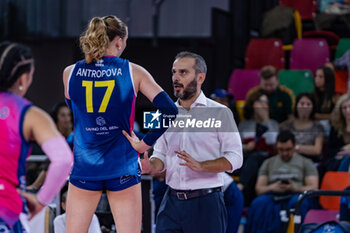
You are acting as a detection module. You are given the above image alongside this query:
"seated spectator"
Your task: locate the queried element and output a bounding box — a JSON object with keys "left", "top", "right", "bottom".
{"left": 313, "top": 66, "right": 338, "bottom": 133}
{"left": 326, "top": 93, "right": 350, "bottom": 171}
{"left": 31, "top": 102, "right": 74, "bottom": 154}
{"left": 28, "top": 102, "right": 74, "bottom": 192}
{"left": 245, "top": 130, "right": 318, "bottom": 233}
{"left": 238, "top": 90, "right": 279, "bottom": 204}
{"left": 282, "top": 93, "right": 325, "bottom": 162}
{"left": 54, "top": 191, "right": 102, "bottom": 233}
{"left": 50, "top": 102, "right": 74, "bottom": 148}
{"left": 210, "top": 88, "right": 240, "bottom": 123}
{"left": 246, "top": 65, "right": 294, "bottom": 123}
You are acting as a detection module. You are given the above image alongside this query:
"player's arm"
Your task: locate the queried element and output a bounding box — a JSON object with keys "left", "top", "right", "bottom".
{"left": 123, "top": 63, "right": 178, "bottom": 153}
{"left": 63, "top": 65, "right": 74, "bottom": 99}
{"left": 21, "top": 107, "right": 73, "bottom": 218}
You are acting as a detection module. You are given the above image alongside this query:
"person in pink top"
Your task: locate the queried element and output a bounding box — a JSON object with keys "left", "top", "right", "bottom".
{"left": 0, "top": 41, "right": 73, "bottom": 233}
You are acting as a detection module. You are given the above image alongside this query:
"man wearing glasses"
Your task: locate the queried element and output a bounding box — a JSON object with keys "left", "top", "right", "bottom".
{"left": 245, "top": 130, "right": 318, "bottom": 233}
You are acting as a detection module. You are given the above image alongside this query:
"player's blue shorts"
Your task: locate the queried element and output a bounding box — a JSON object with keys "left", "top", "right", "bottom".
{"left": 70, "top": 166, "right": 142, "bottom": 191}
{"left": 0, "top": 216, "right": 29, "bottom": 233}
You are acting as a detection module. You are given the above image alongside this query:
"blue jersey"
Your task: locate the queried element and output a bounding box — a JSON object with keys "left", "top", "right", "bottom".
{"left": 68, "top": 56, "right": 138, "bottom": 180}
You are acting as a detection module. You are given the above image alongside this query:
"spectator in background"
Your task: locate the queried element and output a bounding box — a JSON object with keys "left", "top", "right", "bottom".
{"left": 246, "top": 65, "right": 294, "bottom": 124}
{"left": 50, "top": 102, "right": 74, "bottom": 148}
{"left": 238, "top": 90, "right": 279, "bottom": 205}
{"left": 31, "top": 102, "right": 74, "bottom": 154}
{"left": 313, "top": 66, "right": 338, "bottom": 121}
{"left": 210, "top": 88, "right": 240, "bottom": 123}
{"left": 27, "top": 102, "right": 75, "bottom": 192}
{"left": 282, "top": 93, "right": 325, "bottom": 162}
{"left": 325, "top": 93, "right": 350, "bottom": 172}
{"left": 245, "top": 130, "right": 318, "bottom": 233}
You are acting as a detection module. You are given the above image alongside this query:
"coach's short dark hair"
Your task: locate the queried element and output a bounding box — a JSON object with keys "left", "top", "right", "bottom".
{"left": 175, "top": 51, "right": 207, "bottom": 74}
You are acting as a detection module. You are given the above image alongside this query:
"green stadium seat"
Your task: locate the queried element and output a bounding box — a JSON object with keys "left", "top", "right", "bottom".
{"left": 278, "top": 69, "right": 314, "bottom": 96}
{"left": 335, "top": 38, "right": 350, "bottom": 59}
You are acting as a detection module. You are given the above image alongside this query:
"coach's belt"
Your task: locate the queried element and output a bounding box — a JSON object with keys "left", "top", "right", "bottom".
{"left": 169, "top": 187, "right": 222, "bottom": 200}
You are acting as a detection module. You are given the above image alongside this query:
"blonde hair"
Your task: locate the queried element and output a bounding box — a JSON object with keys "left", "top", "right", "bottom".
{"left": 80, "top": 15, "right": 127, "bottom": 63}
{"left": 331, "top": 93, "right": 350, "bottom": 137}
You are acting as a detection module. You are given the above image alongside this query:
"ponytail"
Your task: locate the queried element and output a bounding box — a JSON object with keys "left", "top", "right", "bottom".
{"left": 80, "top": 16, "right": 128, "bottom": 64}
{"left": 80, "top": 17, "right": 109, "bottom": 64}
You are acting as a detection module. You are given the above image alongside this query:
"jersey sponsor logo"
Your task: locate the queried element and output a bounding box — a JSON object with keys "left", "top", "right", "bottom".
{"left": 143, "top": 110, "right": 161, "bottom": 129}
{"left": 0, "top": 106, "right": 9, "bottom": 120}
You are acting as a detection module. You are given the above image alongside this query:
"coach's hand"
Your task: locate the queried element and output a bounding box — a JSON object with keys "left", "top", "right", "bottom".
{"left": 176, "top": 150, "right": 203, "bottom": 172}
{"left": 122, "top": 130, "right": 149, "bottom": 154}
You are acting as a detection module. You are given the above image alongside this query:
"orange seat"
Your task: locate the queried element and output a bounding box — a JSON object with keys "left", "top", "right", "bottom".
{"left": 319, "top": 171, "right": 350, "bottom": 210}
{"left": 335, "top": 70, "right": 348, "bottom": 94}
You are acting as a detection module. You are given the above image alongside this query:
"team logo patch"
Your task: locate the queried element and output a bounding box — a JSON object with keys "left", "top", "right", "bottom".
{"left": 0, "top": 107, "right": 9, "bottom": 120}
{"left": 143, "top": 110, "right": 161, "bottom": 129}
{"left": 96, "top": 116, "right": 106, "bottom": 126}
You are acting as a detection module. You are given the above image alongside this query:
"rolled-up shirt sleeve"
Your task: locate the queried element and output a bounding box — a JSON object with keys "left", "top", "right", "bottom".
{"left": 218, "top": 108, "right": 243, "bottom": 173}
{"left": 150, "top": 134, "right": 168, "bottom": 172}
{"left": 220, "top": 131, "right": 243, "bottom": 173}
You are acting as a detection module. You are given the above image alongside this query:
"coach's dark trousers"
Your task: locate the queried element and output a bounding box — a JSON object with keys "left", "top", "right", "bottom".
{"left": 156, "top": 188, "right": 227, "bottom": 233}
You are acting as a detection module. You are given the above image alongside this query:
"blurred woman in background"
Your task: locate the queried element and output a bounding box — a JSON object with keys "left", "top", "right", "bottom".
{"left": 282, "top": 93, "right": 324, "bottom": 162}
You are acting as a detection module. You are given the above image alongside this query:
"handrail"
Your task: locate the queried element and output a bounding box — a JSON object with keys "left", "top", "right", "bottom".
{"left": 294, "top": 190, "right": 350, "bottom": 233}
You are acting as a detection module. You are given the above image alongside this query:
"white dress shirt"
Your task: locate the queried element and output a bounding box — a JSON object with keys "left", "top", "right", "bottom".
{"left": 151, "top": 91, "right": 243, "bottom": 190}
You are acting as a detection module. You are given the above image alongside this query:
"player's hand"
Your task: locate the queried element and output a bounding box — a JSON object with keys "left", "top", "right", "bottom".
{"left": 122, "top": 130, "right": 149, "bottom": 154}
{"left": 141, "top": 151, "right": 151, "bottom": 174}
{"left": 18, "top": 189, "right": 45, "bottom": 220}
{"left": 176, "top": 150, "right": 203, "bottom": 172}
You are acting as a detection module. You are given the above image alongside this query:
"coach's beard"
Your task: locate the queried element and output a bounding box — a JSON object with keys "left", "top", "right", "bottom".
{"left": 174, "top": 78, "right": 197, "bottom": 100}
